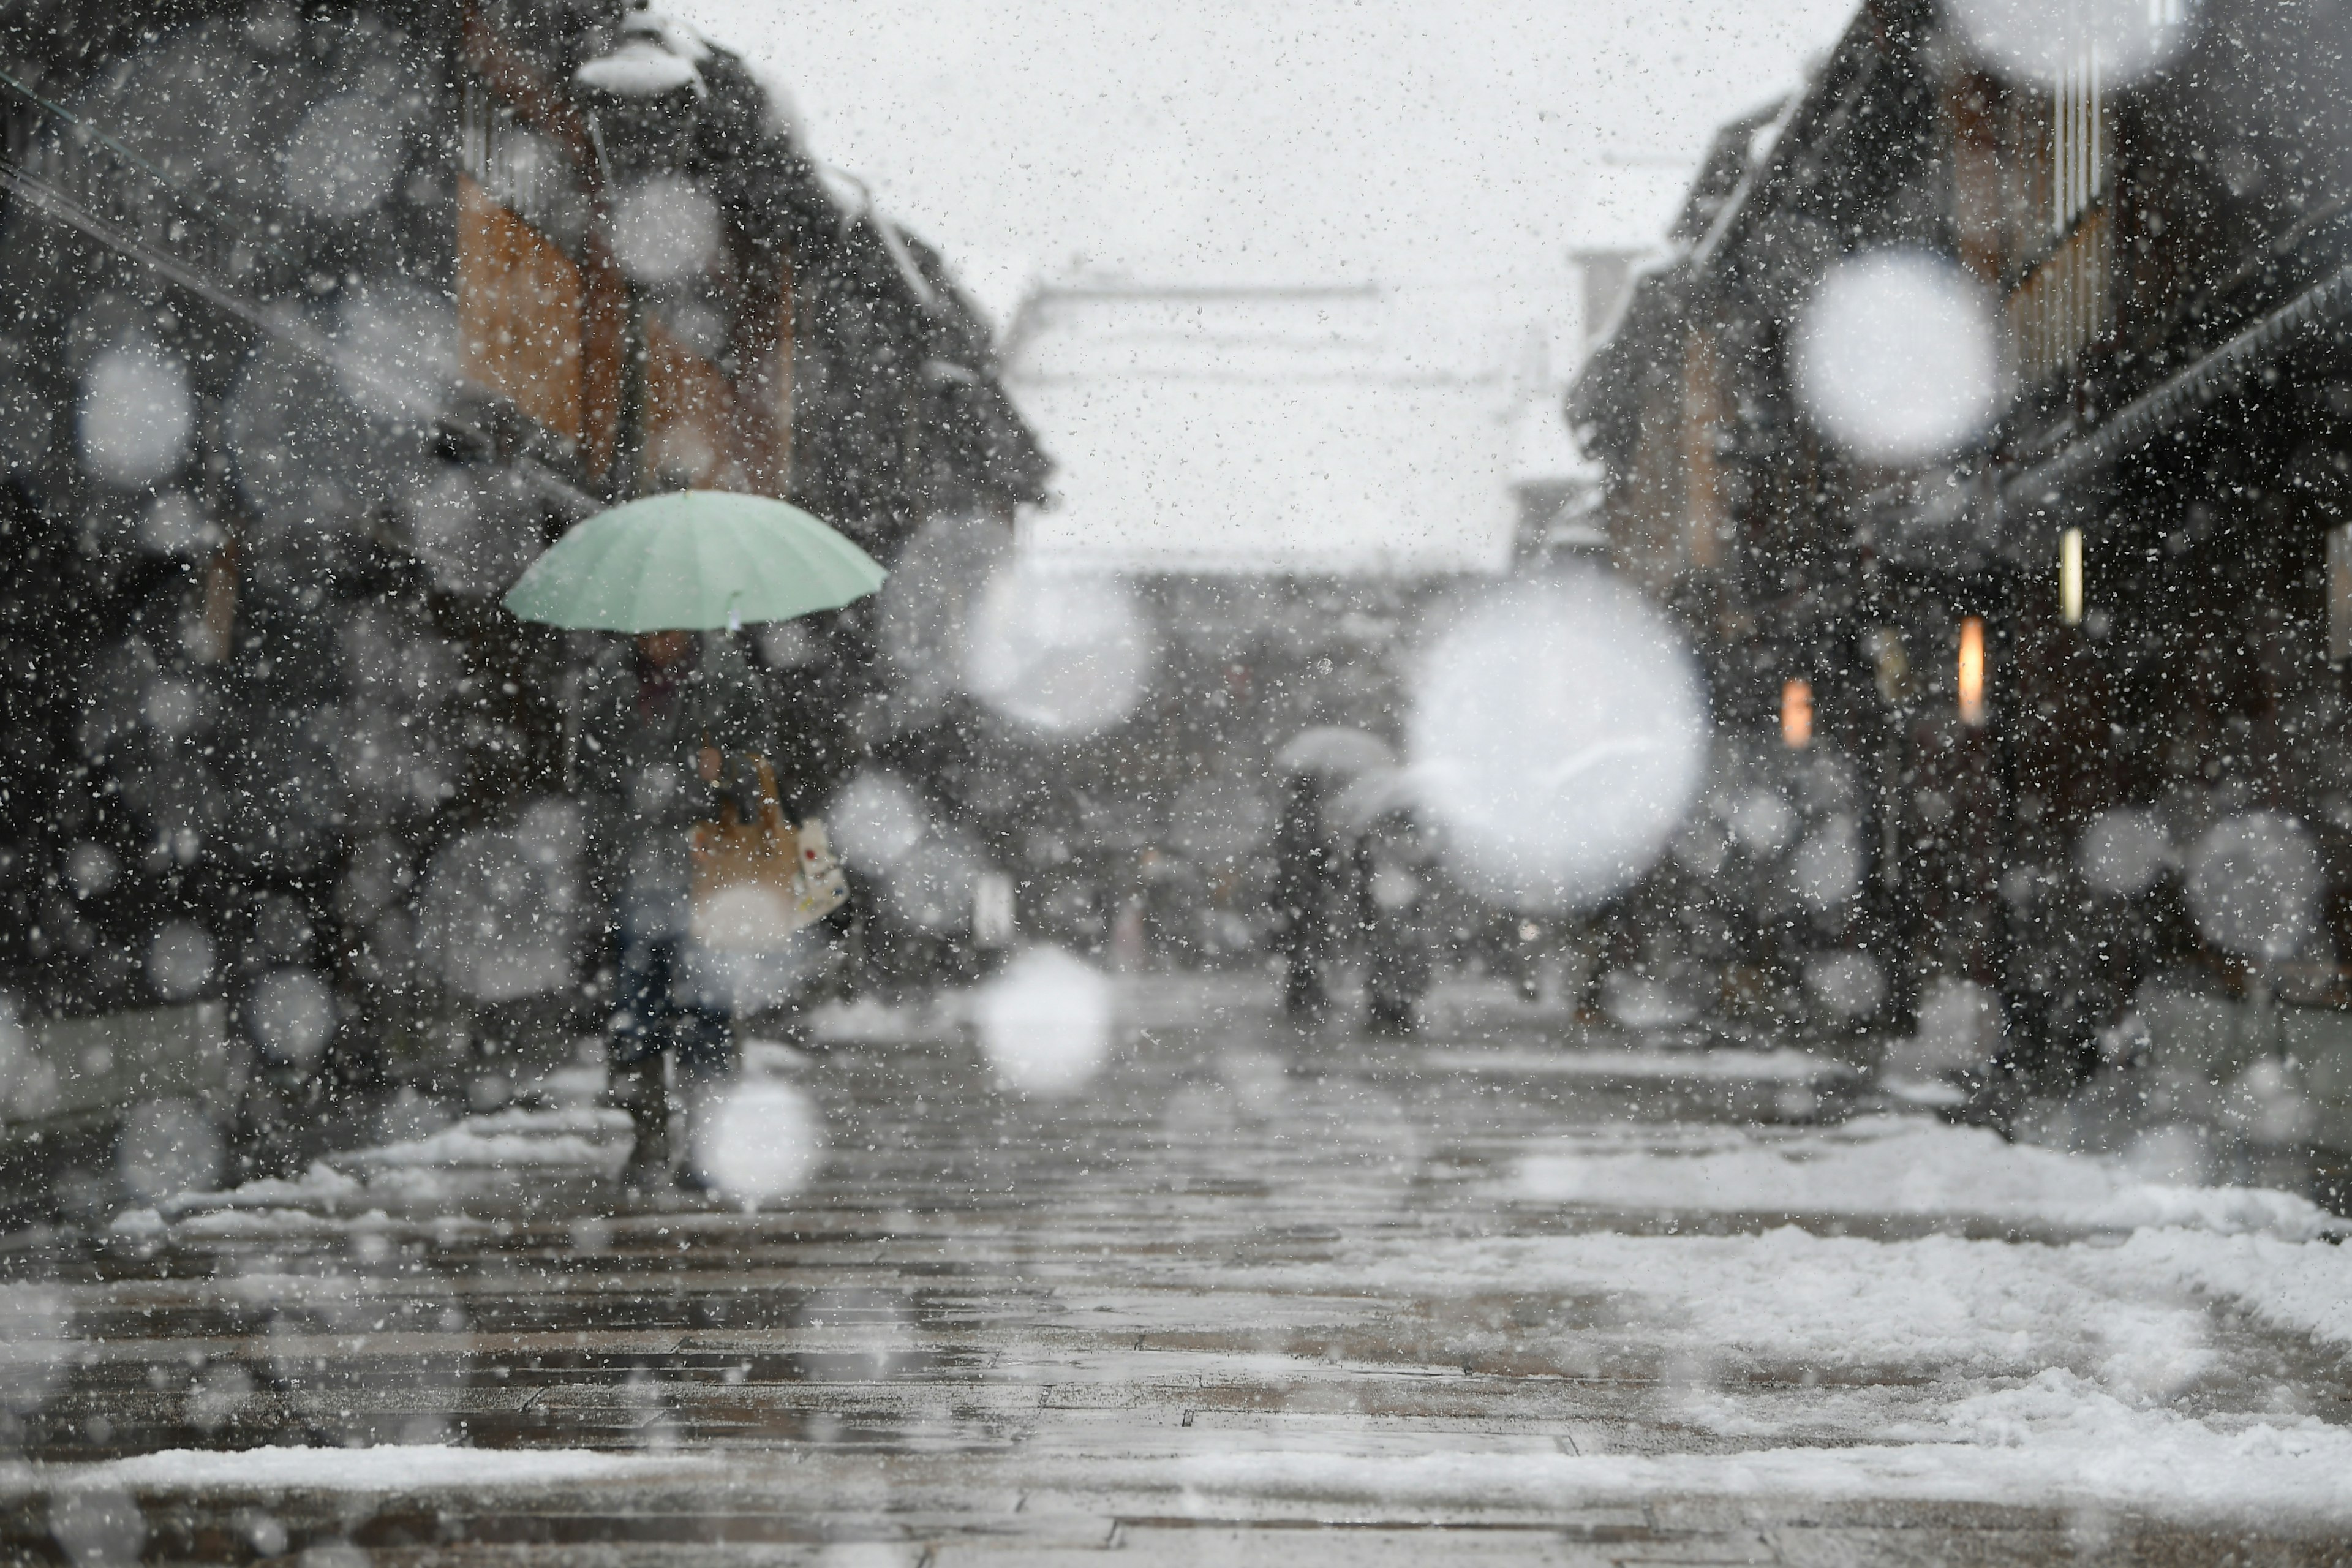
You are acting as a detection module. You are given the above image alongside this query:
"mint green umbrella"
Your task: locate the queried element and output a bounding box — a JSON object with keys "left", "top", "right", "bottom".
{"left": 502, "top": 491, "right": 886, "bottom": 631}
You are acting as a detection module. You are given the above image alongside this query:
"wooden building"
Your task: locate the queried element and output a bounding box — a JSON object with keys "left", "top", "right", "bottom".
{"left": 1570, "top": 0, "right": 2352, "bottom": 1126}
{"left": 0, "top": 0, "right": 1043, "bottom": 1144}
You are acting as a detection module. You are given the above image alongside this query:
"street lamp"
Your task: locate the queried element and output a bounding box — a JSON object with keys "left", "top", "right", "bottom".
{"left": 1958, "top": 616, "right": 1986, "bottom": 726}
{"left": 2059, "top": 527, "right": 2084, "bottom": 625}
{"left": 1781, "top": 678, "right": 1813, "bottom": 749}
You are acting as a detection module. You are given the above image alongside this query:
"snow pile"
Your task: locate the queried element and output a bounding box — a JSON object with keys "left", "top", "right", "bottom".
{"left": 1432, "top": 1046, "right": 1854, "bottom": 1084}
{"left": 117, "top": 1108, "right": 631, "bottom": 1236}
{"left": 6, "top": 1445, "right": 700, "bottom": 1496}
{"left": 809, "top": 995, "right": 962, "bottom": 1045}
{"left": 153, "top": 1162, "right": 363, "bottom": 1219}
{"left": 1166, "top": 1381, "right": 2352, "bottom": 1523}
{"left": 343, "top": 1106, "right": 628, "bottom": 1171}
{"left": 170, "top": 1207, "right": 379, "bottom": 1239}
{"left": 576, "top": 39, "right": 705, "bottom": 97}
{"left": 1324, "top": 1227, "right": 2215, "bottom": 1391}
{"left": 2097, "top": 1229, "right": 2352, "bottom": 1349}
{"left": 1507, "top": 1114, "right": 2332, "bottom": 1237}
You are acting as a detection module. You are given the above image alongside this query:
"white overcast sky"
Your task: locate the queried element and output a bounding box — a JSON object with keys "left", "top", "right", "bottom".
{"left": 668, "top": 0, "right": 1860, "bottom": 291}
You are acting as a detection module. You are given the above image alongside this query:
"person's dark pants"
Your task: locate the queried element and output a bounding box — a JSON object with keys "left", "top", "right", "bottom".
{"left": 611, "top": 928, "right": 732, "bottom": 1079}
{"left": 608, "top": 919, "right": 733, "bottom": 1183}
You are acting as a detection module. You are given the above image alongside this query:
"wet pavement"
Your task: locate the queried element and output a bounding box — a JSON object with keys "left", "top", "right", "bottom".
{"left": 5, "top": 974, "right": 2352, "bottom": 1564}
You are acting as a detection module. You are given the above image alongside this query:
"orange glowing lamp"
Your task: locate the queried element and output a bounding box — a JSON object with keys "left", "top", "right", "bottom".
{"left": 1958, "top": 616, "right": 1986, "bottom": 726}
{"left": 1781, "top": 678, "right": 1813, "bottom": 750}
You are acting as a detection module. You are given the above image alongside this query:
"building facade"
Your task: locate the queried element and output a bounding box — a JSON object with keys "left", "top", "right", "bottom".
{"left": 1571, "top": 0, "right": 2352, "bottom": 1121}
{"left": 0, "top": 0, "right": 1043, "bottom": 1137}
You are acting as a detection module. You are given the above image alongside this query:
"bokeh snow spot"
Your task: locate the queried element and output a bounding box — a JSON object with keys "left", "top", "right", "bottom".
{"left": 282, "top": 94, "right": 406, "bottom": 219}
{"left": 248, "top": 968, "right": 337, "bottom": 1068}
{"left": 1795, "top": 251, "right": 1997, "bottom": 463}
{"left": 973, "top": 947, "right": 1115, "bottom": 1096}
{"left": 146, "top": 922, "right": 216, "bottom": 1001}
{"left": 418, "top": 828, "right": 579, "bottom": 1001}
{"left": 1804, "top": 949, "right": 1887, "bottom": 1020}
{"left": 609, "top": 175, "right": 720, "bottom": 284}
{"left": 1950, "top": 0, "right": 2196, "bottom": 88}
{"left": 1408, "top": 570, "right": 1708, "bottom": 911}
{"left": 333, "top": 284, "right": 457, "bottom": 424}
{"left": 2078, "top": 807, "right": 2176, "bottom": 897}
{"left": 2187, "top": 811, "right": 2320, "bottom": 962}
{"left": 80, "top": 348, "right": 194, "bottom": 486}
{"left": 137, "top": 492, "right": 222, "bottom": 558}
{"left": 48, "top": 1485, "right": 143, "bottom": 1568}
{"left": 0, "top": 1283, "right": 72, "bottom": 1421}
{"left": 827, "top": 771, "right": 929, "bottom": 870}
{"left": 116, "top": 1097, "right": 224, "bottom": 1203}
{"left": 692, "top": 1078, "right": 827, "bottom": 1208}
{"left": 963, "top": 561, "right": 1157, "bottom": 736}
{"left": 65, "top": 843, "right": 120, "bottom": 900}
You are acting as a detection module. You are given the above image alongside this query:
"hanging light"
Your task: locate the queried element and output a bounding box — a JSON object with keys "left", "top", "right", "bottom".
{"left": 1958, "top": 616, "right": 1986, "bottom": 726}
{"left": 1781, "top": 677, "right": 1813, "bottom": 750}
{"left": 2059, "top": 527, "right": 2084, "bottom": 626}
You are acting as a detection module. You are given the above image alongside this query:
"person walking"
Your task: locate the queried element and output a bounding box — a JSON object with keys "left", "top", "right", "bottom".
{"left": 501, "top": 489, "right": 887, "bottom": 1190}
{"left": 1354, "top": 808, "right": 1433, "bottom": 1035}
{"left": 575, "top": 627, "right": 775, "bottom": 1191}
{"left": 1272, "top": 772, "right": 1339, "bottom": 1022}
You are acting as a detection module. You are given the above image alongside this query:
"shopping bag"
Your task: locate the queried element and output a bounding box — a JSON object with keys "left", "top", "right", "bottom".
{"left": 688, "top": 758, "right": 848, "bottom": 949}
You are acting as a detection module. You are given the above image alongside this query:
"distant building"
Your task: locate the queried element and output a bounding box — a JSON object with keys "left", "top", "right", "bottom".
{"left": 1000, "top": 279, "right": 1579, "bottom": 576}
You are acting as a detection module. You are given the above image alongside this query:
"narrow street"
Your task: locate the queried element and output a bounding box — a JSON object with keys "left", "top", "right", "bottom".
{"left": 6, "top": 978, "right": 2350, "bottom": 1564}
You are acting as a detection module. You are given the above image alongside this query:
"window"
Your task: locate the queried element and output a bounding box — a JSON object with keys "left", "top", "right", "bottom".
{"left": 458, "top": 77, "right": 590, "bottom": 253}
{"left": 2051, "top": 33, "right": 2102, "bottom": 237}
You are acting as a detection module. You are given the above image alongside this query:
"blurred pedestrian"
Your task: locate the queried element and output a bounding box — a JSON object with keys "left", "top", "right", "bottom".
{"left": 575, "top": 628, "right": 775, "bottom": 1191}
{"left": 1272, "top": 773, "right": 1338, "bottom": 1020}
{"left": 1355, "top": 810, "right": 1433, "bottom": 1035}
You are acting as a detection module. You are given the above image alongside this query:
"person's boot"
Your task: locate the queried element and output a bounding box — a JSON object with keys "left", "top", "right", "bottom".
{"left": 609, "top": 1057, "right": 673, "bottom": 1193}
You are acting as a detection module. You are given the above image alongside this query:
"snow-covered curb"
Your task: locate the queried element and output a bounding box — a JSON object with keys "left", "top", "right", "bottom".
{"left": 1423, "top": 1046, "right": 1855, "bottom": 1083}
{"left": 1165, "top": 1374, "right": 2352, "bottom": 1523}
{"left": 5, "top": 1445, "right": 701, "bottom": 1496}
{"left": 1506, "top": 1114, "right": 2336, "bottom": 1238}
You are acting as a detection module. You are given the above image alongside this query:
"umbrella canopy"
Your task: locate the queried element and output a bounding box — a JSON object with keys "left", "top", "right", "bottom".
{"left": 502, "top": 490, "right": 885, "bottom": 631}
{"left": 1275, "top": 725, "right": 1395, "bottom": 780}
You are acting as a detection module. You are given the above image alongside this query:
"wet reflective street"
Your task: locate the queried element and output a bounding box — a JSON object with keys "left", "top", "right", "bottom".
{"left": 6, "top": 977, "right": 2351, "bottom": 1564}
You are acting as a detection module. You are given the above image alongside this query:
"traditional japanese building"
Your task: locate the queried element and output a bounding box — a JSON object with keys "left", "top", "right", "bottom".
{"left": 1570, "top": 0, "right": 2352, "bottom": 1129}
{"left": 0, "top": 0, "right": 1044, "bottom": 1144}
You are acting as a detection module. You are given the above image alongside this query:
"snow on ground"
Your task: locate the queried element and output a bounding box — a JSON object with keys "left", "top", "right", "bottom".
{"left": 343, "top": 1105, "right": 627, "bottom": 1170}
{"left": 157, "top": 1162, "right": 364, "bottom": 1217}
{"left": 4, "top": 1445, "right": 700, "bottom": 1495}
{"left": 1503, "top": 1113, "right": 2332, "bottom": 1238}
{"left": 1286, "top": 1226, "right": 2222, "bottom": 1393}
{"left": 1217, "top": 1107, "right": 2352, "bottom": 1526}
{"left": 1429, "top": 1044, "right": 1855, "bottom": 1083}
{"left": 110, "top": 1107, "right": 631, "bottom": 1237}
{"left": 1204, "top": 1214, "right": 2352, "bottom": 1523}
{"left": 1163, "top": 1378, "right": 2352, "bottom": 1524}
{"left": 2101, "top": 1228, "right": 2352, "bottom": 1349}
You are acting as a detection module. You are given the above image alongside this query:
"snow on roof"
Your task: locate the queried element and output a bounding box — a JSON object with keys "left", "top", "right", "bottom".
{"left": 622, "top": 4, "right": 712, "bottom": 64}
{"left": 1004, "top": 280, "right": 1581, "bottom": 576}
{"left": 576, "top": 6, "right": 718, "bottom": 98}
{"left": 815, "top": 164, "right": 871, "bottom": 219}
{"left": 575, "top": 36, "right": 706, "bottom": 98}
